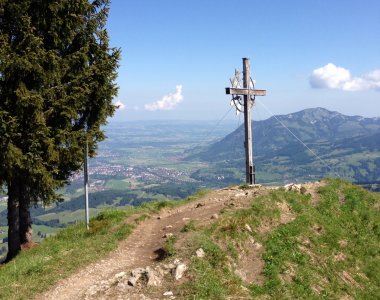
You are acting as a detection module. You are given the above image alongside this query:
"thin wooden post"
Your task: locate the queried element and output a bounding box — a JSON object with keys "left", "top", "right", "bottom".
{"left": 243, "top": 58, "right": 254, "bottom": 184}
{"left": 84, "top": 140, "right": 90, "bottom": 230}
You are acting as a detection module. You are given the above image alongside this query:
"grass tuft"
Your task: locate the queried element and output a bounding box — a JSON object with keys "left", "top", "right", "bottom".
{"left": 163, "top": 235, "right": 177, "bottom": 258}
{"left": 181, "top": 220, "right": 196, "bottom": 233}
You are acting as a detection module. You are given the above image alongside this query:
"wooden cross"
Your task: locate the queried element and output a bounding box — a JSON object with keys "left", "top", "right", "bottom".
{"left": 225, "top": 58, "right": 267, "bottom": 184}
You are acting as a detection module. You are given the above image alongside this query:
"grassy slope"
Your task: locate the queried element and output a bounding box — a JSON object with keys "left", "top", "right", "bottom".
{"left": 176, "top": 179, "right": 380, "bottom": 299}
{"left": 0, "top": 191, "right": 208, "bottom": 300}
{"left": 1, "top": 181, "right": 379, "bottom": 299}
{"left": 0, "top": 210, "right": 133, "bottom": 300}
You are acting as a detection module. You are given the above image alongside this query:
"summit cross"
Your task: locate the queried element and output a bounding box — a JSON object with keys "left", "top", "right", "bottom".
{"left": 225, "top": 57, "right": 267, "bottom": 184}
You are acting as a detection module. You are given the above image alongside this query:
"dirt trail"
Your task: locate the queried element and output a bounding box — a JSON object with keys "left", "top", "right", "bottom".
{"left": 36, "top": 182, "right": 324, "bottom": 300}
{"left": 39, "top": 187, "right": 264, "bottom": 300}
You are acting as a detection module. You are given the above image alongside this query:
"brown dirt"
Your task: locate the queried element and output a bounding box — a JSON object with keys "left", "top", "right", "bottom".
{"left": 38, "top": 186, "right": 269, "bottom": 300}
{"left": 302, "top": 180, "right": 325, "bottom": 205}
{"left": 21, "top": 241, "right": 39, "bottom": 250}
{"left": 340, "top": 271, "right": 360, "bottom": 288}
{"left": 38, "top": 182, "right": 317, "bottom": 300}
{"left": 333, "top": 252, "right": 347, "bottom": 262}
{"left": 279, "top": 262, "right": 297, "bottom": 284}
{"left": 257, "top": 200, "right": 295, "bottom": 235}
{"left": 234, "top": 238, "right": 265, "bottom": 285}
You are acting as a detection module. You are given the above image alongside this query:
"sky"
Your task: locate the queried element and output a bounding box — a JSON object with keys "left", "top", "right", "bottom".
{"left": 107, "top": 0, "right": 380, "bottom": 122}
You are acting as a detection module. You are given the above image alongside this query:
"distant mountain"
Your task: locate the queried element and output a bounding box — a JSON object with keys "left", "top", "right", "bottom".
{"left": 189, "top": 108, "right": 380, "bottom": 184}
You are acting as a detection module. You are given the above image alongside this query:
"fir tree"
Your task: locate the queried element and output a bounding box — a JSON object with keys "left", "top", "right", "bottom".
{"left": 0, "top": 0, "right": 120, "bottom": 261}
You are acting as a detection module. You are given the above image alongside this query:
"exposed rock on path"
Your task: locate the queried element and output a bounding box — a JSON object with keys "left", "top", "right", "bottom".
{"left": 38, "top": 183, "right": 320, "bottom": 300}
{"left": 38, "top": 187, "right": 259, "bottom": 299}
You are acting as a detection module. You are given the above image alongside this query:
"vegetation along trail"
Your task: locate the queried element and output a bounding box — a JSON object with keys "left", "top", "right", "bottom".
{"left": 1, "top": 179, "right": 377, "bottom": 299}
{"left": 40, "top": 186, "right": 268, "bottom": 300}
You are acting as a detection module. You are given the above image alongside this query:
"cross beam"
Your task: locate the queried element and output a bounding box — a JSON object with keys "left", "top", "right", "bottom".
{"left": 225, "top": 88, "right": 266, "bottom": 96}
{"left": 226, "top": 58, "right": 267, "bottom": 184}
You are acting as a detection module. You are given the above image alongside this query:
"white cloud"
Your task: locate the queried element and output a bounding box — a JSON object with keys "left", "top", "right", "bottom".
{"left": 310, "top": 63, "right": 351, "bottom": 89}
{"left": 144, "top": 85, "right": 183, "bottom": 111}
{"left": 310, "top": 63, "right": 380, "bottom": 91}
{"left": 114, "top": 100, "right": 126, "bottom": 110}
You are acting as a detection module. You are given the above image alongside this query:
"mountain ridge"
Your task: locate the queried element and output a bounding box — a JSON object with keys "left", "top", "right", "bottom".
{"left": 189, "top": 107, "right": 380, "bottom": 184}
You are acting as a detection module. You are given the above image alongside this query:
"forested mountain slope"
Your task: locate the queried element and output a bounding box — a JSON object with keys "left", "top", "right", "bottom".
{"left": 190, "top": 108, "right": 380, "bottom": 183}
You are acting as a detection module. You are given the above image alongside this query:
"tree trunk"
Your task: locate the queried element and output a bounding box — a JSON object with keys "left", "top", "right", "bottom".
{"left": 19, "top": 186, "right": 33, "bottom": 245}
{"left": 5, "top": 179, "right": 21, "bottom": 262}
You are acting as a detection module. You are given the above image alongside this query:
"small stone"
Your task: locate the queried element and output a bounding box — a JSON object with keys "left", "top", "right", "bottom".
{"left": 114, "top": 271, "right": 126, "bottom": 280}
{"left": 245, "top": 224, "right": 253, "bottom": 233}
{"left": 173, "top": 258, "right": 181, "bottom": 265}
{"left": 164, "top": 225, "right": 173, "bottom": 229}
{"left": 284, "top": 183, "right": 303, "bottom": 192}
{"left": 163, "top": 291, "right": 174, "bottom": 296}
{"left": 195, "top": 203, "right": 205, "bottom": 208}
{"left": 195, "top": 248, "right": 205, "bottom": 258}
{"left": 163, "top": 263, "right": 176, "bottom": 270}
{"left": 156, "top": 267, "right": 166, "bottom": 276}
{"left": 235, "top": 192, "right": 246, "bottom": 197}
{"left": 128, "top": 267, "right": 145, "bottom": 286}
{"left": 182, "top": 217, "right": 190, "bottom": 221}
{"left": 157, "top": 216, "right": 161, "bottom": 219}
{"left": 173, "top": 263, "right": 187, "bottom": 280}
{"left": 127, "top": 276, "right": 139, "bottom": 287}
{"left": 211, "top": 213, "right": 218, "bottom": 219}
{"left": 163, "top": 233, "right": 174, "bottom": 238}
{"left": 146, "top": 267, "right": 162, "bottom": 287}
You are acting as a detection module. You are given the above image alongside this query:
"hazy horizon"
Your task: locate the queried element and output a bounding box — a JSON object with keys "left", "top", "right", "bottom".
{"left": 108, "top": 106, "right": 380, "bottom": 124}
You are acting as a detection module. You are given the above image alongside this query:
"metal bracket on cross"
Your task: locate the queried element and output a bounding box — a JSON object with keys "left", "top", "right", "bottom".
{"left": 228, "top": 69, "right": 260, "bottom": 115}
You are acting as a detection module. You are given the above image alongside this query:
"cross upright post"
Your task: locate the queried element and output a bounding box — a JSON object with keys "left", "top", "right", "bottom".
{"left": 242, "top": 58, "right": 253, "bottom": 184}
{"left": 226, "top": 58, "right": 266, "bottom": 184}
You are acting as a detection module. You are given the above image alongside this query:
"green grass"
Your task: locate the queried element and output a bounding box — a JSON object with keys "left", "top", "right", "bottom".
{"left": 0, "top": 210, "right": 133, "bottom": 300}
{"left": 179, "top": 234, "right": 245, "bottom": 299}
{"left": 181, "top": 220, "right": 196, "bottom": 232}
{"left": 6, "top": 181, "right": 378, "bottom": 299}
{"left": 36, "top": 208, "right": 103, "bottom": 225}
{"left": 163, "top": 235, "right": 177, "bottom": 258}
{"left": 179, "top": 179, "right": 380, "bottom": 299}
{"left": 0, "top": 189, "right": 211, "bottom": 300}
{"left": 134, "top": 213, "right": 150, "bottom": 224}
{"left": 32, "top": 225, "right": 61, "bottom": 242}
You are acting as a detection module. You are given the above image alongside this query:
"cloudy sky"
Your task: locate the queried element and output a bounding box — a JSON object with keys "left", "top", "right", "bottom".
{"left": 108, "top": 0, "right": 380, "bottom": 121}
